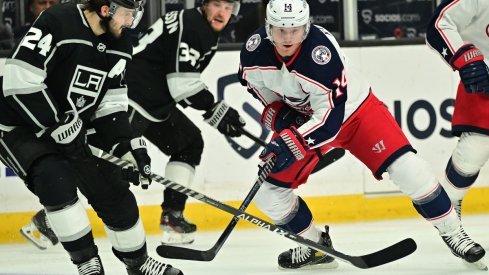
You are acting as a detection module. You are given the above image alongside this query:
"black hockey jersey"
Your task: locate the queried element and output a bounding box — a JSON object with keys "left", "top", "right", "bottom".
{"left": 126, "top": 7, "right": 219, "bottom": 120}
{"left": 0, "top": 4, "right": 133, "bottom": 136}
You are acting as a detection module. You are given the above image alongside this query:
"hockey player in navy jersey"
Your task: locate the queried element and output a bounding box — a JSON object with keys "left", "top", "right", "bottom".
{"left": 238, "top": 0, "right": 486, "bottom": 270}
{"left": 0, "top": 0, "right": 183, "bottom": 274}
{"left": 425, "top": 0, "right": 489, "bottom": 269}
{"left": 124, "top": 0, "right": 245, "bottom": 244}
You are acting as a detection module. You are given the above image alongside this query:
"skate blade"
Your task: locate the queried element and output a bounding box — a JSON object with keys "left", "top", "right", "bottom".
{"left": 278, "top": 259, "right": 339, "bottom": 270}
{"left": 19, "top": 225, "right": 52, "bottom": 250}
{"left": 161, "top": 232, "right": 195, "bottom": 245}
{"left": 463, "top": 258, "right": 488, "bottom": 271}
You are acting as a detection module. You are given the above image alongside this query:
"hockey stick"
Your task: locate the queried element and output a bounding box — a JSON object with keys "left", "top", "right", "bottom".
{"left": 157, "top": 138, "right": 344, "bottom": 262}
{"left": 156, "top": 158, "right": 274, "bottom": 262}
{"left": 158, "top": 130, "right": 344, "bottom": 262}
{"left": 238, "top": 127, "right": 346, "bottom": 174}
{"left": 90, "top": 146, "right": 417, "bottom": 269}
{"left": 238, "top": 127, "right": 267, "bottom": 147}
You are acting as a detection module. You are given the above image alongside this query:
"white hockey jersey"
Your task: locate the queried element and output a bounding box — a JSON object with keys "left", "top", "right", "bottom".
{"left": 426, "top": 0, "right": 489, "bottom": 66}
{"left": 238, "top": 25, "right": 371, "bottom": 149}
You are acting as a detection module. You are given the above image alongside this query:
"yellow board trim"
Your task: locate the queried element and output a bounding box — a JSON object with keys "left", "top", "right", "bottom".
{"left": 2, "top": 187, "right": 489, "bottom": 244}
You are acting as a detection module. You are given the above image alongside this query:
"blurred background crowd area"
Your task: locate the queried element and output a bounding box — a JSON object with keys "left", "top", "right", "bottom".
{"left": 0, "top": 0, "right": 442, "bottom": 54}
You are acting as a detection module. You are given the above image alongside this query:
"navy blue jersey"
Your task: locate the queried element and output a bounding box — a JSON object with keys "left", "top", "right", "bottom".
{"left": 238, "top": 25, "right": 371, "bottom": 148}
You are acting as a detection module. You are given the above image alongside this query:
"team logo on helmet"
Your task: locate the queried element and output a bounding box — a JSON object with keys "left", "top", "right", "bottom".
{"left": 312, "top": 45, "right": 331, "bottom": 65}
{"left": 246, "top": 34, "right": 261, "bottom": 52}
{"left": 284, "top": 3, "right": 292, "bottom": 12}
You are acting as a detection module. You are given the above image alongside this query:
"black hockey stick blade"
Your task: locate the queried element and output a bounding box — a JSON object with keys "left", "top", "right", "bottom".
{"left": 90, "top": 146, "right": 416, "bottom": 268}
{"left": 351, "top": 238, "right": 417, "bottom": 268}
{"left": 157, "top": 158, "right": 274, "bottom": 262}
{"left": 156, "top": 236, "right": 226, "bottom": 261}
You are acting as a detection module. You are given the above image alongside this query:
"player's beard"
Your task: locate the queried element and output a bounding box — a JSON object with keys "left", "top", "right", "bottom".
{"left": 202, "top": 9, "right": 229, "bottom": 33}
{"left": 100, "top": 17, "right": 122, "bottom": 39}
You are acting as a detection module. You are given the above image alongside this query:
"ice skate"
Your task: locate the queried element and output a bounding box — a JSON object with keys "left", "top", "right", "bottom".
{"left": 19, "top": 209, "right": 59, "bottom": 250}
{"left": 75, "top": 255, "right": 104, "bottom": 275}
{"left": 160, "top": 209, "right": 196, "bottom": 245}
{"left": 441, "top": 225, "right": 487, "bottom": 270}
{"left": 278, "top": 226, "right": 338, "bottom": 270}
{"left": 125, "top": 253, "right": 183, "bottom": 275}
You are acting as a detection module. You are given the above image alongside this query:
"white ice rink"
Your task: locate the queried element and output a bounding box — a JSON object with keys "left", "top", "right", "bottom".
{"left": 1, "top": 214, "right": 488, "bottom": 275}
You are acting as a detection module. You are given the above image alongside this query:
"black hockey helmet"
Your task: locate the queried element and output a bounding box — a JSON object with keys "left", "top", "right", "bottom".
{"left": 85, "top": 0, "right": 143, "bottom": 28}
{"left": 202, "top": 0, "right": 240, "bottom": 16}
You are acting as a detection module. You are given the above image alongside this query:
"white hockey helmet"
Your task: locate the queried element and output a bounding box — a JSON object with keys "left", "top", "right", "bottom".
{"left": 265, "top": 0, "right": 311, "bottom": 41}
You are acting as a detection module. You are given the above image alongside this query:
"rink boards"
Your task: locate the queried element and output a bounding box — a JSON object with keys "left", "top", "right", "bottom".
{"left": 1, "top": 44, "right": 489, "bottom": 244}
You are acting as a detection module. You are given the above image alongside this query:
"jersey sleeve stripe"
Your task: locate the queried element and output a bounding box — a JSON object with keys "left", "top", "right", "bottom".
{"left": 93, "top": 87, "right": 129, "bottom": 119}
{"left": 434, "top": 0, "right": 461, "bottom": 54}
{"left": 3, "top": 60, "right": 47, "bottom": 96}
{"left": 166, "top": 72, "right": 206, "bottom": 102}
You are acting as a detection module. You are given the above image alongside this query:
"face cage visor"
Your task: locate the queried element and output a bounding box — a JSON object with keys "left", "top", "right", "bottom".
{"left": 108, "top": 1, "right": 144, "bottom": 29}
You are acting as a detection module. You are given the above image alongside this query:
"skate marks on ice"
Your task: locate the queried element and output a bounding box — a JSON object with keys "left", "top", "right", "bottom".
{"left": 1, "top": 215, "right": 489, "bottom": 274}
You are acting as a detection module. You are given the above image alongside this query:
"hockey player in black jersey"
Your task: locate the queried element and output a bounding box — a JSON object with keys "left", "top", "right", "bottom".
{"left": 0, "top": 0, "right": 183, "bottom": 274}
{"left": 125, "top": 0, "right": 245, "bottom": 245}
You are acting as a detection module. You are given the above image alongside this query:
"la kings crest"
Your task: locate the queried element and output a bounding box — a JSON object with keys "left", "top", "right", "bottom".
{"left": 67, "top": 59, "right": 126, "bottom": 113}
{"left": 68, "top": 65, "right": 107, "bottom": 113}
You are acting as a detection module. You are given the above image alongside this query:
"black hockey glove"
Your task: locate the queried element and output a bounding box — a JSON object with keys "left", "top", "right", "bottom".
{"left": 203, "top": 101, "right": 246, "bottom": 137}
{"left": 111, "top": 137, "right": 152, "bottom": 189}
{"left": 450, "top": 44, "right": 489, "bottom": 94}
{"left": 260, "top": 101, "right": 309, "bottom": 133}
{"left": 40, "top": 111, "right": 91, "bottom": 160}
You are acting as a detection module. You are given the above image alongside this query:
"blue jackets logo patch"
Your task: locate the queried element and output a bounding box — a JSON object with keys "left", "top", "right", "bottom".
{"left": 246, "top": 34, "right": 261, "bottom": 52}
{"left": 312, "top": 45, "right": 331, "bottom": 65}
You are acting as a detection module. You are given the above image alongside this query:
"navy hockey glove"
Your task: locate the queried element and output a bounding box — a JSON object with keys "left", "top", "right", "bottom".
{"left": 111, "top": 137, "right": 152, "bottom": 189}
{"left": 40, "top": 111, "right": 91, "bottom": 160}
{"left": 450, "top": 44, "right": 489, "bottom": 94}
{"left": 260, "top": 101, "right": 309, "bottom": 133}
{"left": 259, "top": 127, "right": 309, "bottom": 174}
{"left": 203, "top": 101, "right": 246, "bottom": 137}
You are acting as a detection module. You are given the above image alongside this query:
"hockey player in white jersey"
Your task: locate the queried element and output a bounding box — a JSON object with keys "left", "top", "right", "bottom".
{"left": 238, "top": 0, "right": 486, "bottom": 270}
{"left": 426, "top": 0, "right": 489, "bottom": 269}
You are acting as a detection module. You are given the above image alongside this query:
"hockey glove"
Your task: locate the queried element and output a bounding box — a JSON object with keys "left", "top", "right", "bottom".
{"left": 450, "top": 44, "right": 489, "bottom": 94}
{"left": 39, "top": 111, "right": 91, "bottom": 160}
{"left": 259, "top": 127, "right": 309, "bottom": 174}
{"left": 203, "top": 100, "right": 246, "bottom": 137}
{"left": 260, "top": 101, "right": 309, "bottom": 133}
{"left": 111, "top": 137, "right": 152, "bottom": 189}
